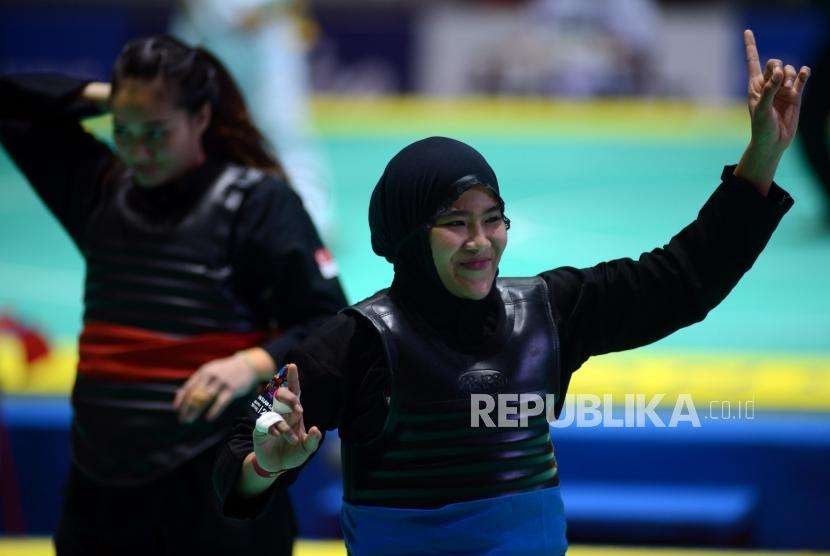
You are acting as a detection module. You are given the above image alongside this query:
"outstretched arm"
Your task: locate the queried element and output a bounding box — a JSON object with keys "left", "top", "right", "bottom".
{"left": 542, "top": 30, "right": 806, "bottom": 381}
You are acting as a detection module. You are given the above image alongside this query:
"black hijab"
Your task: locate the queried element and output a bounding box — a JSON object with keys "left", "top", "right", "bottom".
{"left": 369, "top": 137, "right": 509, "bottom": 352}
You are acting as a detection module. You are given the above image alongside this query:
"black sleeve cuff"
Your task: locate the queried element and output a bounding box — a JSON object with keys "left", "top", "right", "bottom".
{"left": 213, "top": 428, "right": 301, "bottom": 520}
{"left": 721, "top": 164, "right": 794, "bottom": 211}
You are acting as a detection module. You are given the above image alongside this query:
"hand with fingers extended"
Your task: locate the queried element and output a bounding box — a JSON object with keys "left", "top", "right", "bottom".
{"left": 251, "top": 364, "right": 322, "bottom": 475}
{"left": 744, "top": 29, "right": 810, "bottom": 152}
{"left": 173, "top": 350, "right": 270, "bottom": 423}
{"left": 737, "top": 29, "right": 811, "bottom": 191}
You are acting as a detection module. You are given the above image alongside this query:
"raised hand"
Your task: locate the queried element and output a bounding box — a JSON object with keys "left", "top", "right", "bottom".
{"left": 743, "top": 29, "right": 810, "bottom": 153}
{"left": 252, "top": 363, "right": 322, "bottom": 474}
{"left": 80, "top": 82, "right": 111, "bottom": 110}
{"left": 736, "top": 30, "right": 811, "bottom": 191}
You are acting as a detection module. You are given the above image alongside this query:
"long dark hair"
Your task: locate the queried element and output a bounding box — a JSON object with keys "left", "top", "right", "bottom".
{"left": 111, "top": 35, "right": 284, "bottom": 176}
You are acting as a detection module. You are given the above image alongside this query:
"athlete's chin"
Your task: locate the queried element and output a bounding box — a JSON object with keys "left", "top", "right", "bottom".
{"left": 133, "top": 171, "right": 172, "bottom": 188}
{"left": 452, "top": 276, "right": 495, "bottom": 300}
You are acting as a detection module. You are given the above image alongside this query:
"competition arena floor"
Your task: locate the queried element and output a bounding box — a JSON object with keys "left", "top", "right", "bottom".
{"left": 2, "top": 98, "right": 828, "bottom": 410}
{"left": 0, "top": 539, "right": 828, "bottom": 556}
{"left": 1, "top": 99, "right": 829, "bottom": 553}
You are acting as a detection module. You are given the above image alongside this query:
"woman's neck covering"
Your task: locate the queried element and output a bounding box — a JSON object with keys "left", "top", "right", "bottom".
{"left": 368, "top": 136, "right": 508, "bottom": 352}
{"left": 127, "top": 160, "right": 223, "bottom": 224}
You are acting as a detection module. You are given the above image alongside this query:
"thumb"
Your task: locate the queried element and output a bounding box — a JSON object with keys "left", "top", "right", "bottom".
{"left": 759, "top": 68, "right": 783, "bottom": 110}
{"left": 303, "top": 426, "right": 322, "bottom": 453}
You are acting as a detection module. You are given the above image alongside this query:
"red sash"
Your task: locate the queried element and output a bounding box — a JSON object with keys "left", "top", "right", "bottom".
{"left": 78, "top": 321, "right": 268, "bottom": 382}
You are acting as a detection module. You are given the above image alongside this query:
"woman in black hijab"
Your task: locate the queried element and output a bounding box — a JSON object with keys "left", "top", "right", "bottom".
{"left": 370, "top": 136, "right": 508, "bottom": 351}
{"left": 214, "top": 31, "right": 807, "bottom": 555}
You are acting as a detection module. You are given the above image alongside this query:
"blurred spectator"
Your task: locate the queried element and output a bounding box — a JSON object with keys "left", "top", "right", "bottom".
{"left": 172, "top": 0, "right": 334, "bottom": 236}
{"left": 472, "top": 0, "right": 660, "bottom": 95}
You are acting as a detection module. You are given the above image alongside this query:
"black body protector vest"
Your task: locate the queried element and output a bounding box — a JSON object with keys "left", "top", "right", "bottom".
{"left": 81, "top": 164, "right": 268, "bottom": 335}
{"left": 343, "top": 277, "right": 561, "bottom": 508}
{"left": 71, "top": 164, "right": 269, "bottom": 484}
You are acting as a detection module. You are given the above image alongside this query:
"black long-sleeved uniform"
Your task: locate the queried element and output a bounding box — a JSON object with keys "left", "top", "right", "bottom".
{"left": 1, "top": 74, "right": 348, "bottom": 554}
{"left": 0, "top": 74, "right": 346, "bottom": 364}
{"left": 215, "top": 164, "right": 793, "bottom": 518}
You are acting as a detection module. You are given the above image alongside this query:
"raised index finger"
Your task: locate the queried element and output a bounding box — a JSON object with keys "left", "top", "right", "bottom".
{"left": 287, "top": 363, "right": 301, "bottom": 396}
{"left": 744, "top": 29, "right": 762, "bottom": 78}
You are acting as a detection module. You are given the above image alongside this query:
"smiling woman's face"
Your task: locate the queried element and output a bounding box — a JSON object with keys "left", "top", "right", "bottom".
{"left": 429, "top": 186, "right": 508, "bottom": 300}
{"left": 111, "top": 77, "right": 209, "bottom": 187}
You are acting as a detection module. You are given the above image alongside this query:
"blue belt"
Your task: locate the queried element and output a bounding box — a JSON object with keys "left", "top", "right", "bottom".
{"left": 341, "top": 486, "right": 568, "bottom": 555}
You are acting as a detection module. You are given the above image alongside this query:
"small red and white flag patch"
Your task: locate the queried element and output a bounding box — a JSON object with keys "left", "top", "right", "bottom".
{"left": 314, "top": 247, "right": 339, "bottom": 279}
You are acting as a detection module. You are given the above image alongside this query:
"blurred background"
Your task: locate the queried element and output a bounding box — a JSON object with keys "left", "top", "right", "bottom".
{"left": 1, "top": 0, "right": 829, "bottom": 554}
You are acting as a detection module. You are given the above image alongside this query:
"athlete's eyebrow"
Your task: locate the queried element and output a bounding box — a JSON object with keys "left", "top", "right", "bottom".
{"left": 113, "top": 119, "right": 171, "bottom": 129}
{"left": 139, "top": 120, "right": 171, "bottom": 129}
{"left": 436, "top": 205, "right": 501, "bottom": 219}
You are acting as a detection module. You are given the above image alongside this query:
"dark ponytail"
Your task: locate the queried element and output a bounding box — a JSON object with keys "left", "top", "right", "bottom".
{"left": 112, "top": 35, "right": 284, "bottom": 176}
